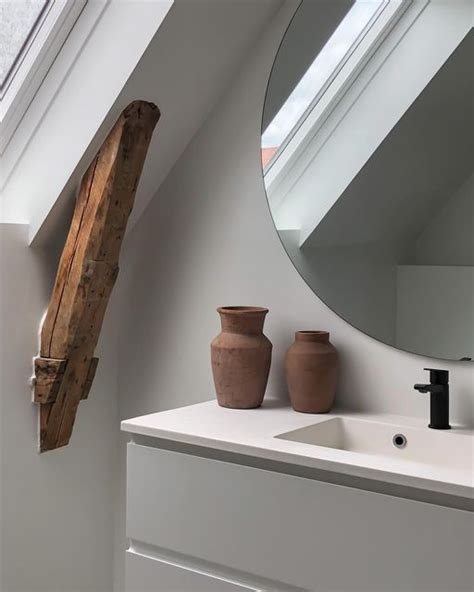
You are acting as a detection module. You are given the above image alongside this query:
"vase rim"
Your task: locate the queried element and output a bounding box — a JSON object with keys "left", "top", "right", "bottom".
{"left": 217, "top": 306, "right": 269, "bottom": 315}
{"left": 295, "top": 330, "right": 330, "bottom": 342}
{"left": 297, "top": 330, "right": 329, "bottom": 335}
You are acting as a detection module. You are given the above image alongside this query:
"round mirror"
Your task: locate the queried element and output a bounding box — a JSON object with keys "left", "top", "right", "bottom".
{"left": 262, "top": 0, "right": 473, "bottom": 362}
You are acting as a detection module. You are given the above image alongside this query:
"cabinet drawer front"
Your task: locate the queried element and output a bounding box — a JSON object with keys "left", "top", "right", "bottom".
{"left": 125, "top": 551, "right": 255, "bottom": 592}
{"left": 127, "top": 443, "right": 473, "bottom": 591}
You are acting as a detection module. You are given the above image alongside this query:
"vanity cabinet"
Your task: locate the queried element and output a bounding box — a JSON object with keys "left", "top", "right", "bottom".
{"left": 125, "top": 441, "right": 473, "bottom": 592}
{"left": 125, "top": 553, "right": 256, "bottom": 591}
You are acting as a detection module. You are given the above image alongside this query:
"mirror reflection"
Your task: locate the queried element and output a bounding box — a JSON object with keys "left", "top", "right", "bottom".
{"left": 262, "top": 0, "right": 473, "bottom": 361}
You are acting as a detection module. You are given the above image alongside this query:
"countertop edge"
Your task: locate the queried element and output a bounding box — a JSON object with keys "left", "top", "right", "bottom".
{"left": 121, "top": 417, "right": 473, "bottom": 511}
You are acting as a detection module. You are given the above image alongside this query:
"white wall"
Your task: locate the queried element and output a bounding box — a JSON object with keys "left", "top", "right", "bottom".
{"left": 396, "top": 265, "right": 474, "bottom": 360}
{"left": 395, "top": 172, "right": 474, "bottom": 360}
{"left": 0, "top": 224, "right": 119, "bottom": 591}
{"left": 2, "top": 2, "right": 471, "bottom": 591}
{"left": 116, "top": 0, "right": 473, "bottom": 433}
{"left": 280, "top": 231, "right": 399, "bottom": 344}
{"left": 414, "top": 171, "right": 474, "bottom": 266}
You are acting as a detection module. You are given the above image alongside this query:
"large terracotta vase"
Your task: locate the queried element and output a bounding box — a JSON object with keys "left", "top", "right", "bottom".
{"left": 285, "top": 331, "right": 338, "bottom": 413}
{"left": 211, "top": 307, "right": 272, "bottom": 409}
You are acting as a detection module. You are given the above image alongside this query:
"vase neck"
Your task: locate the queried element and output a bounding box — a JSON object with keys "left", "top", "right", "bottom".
{"left": 218, "top": 307, "right": 268, "bottom": 335}
{"left": 295, "top": 331, "right": 330, "bottom": 343}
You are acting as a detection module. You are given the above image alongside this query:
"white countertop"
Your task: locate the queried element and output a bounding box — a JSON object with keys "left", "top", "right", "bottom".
{"left": 121, "top": 399, "right": 473, "bottom": 501}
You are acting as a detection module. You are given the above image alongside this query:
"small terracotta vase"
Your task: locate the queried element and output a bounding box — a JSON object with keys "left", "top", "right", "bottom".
{"left": 211, "top": 306, "right": 272, "bottom": 409}
{"left": 285, "top": 331, "right": 338, "bottom": 413}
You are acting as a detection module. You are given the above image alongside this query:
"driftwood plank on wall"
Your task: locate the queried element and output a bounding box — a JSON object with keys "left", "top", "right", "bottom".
{"left": 34, "top": 101, "right": 159, "bottom": 452}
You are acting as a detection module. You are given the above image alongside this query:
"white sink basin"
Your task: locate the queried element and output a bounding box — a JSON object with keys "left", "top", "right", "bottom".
{"left": 276, "top": 417, "right": 472, "bottom": 473}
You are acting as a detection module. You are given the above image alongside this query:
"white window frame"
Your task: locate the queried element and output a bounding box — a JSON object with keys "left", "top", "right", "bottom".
{"left": 0, "top": 0, "right": 88, "bottom": 154}
{"left": 264, "top": 0, "right": 416, "bottom": 209}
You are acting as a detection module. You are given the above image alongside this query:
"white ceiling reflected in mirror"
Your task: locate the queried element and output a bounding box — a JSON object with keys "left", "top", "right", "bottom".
{"left": 262, "top": 0, "right": 473, "bottom": 361}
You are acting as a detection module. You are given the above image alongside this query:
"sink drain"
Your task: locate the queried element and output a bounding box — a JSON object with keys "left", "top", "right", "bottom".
{"left": 393, "top": 433, "right": 407, "bottom": 449}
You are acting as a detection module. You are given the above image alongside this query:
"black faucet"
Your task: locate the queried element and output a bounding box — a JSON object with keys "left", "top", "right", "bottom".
{"left": 414, "top": 369, "right": 451, "bottom": 430}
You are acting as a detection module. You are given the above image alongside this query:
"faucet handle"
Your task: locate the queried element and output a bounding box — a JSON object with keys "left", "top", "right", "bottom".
{"left": 423, "top": 368, "right": 449, "bottom": 384}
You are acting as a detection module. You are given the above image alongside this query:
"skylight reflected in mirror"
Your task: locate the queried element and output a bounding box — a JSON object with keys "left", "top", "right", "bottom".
{"left": 0, "top": 0, "right": 49, "bottom": 90}
{"left": 262, "top": 0, "right": 385, "bottom": 157}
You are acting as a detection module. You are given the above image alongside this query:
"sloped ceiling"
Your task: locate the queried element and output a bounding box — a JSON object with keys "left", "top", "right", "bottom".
{"left": 33, "top": 0, "right": 286, "bottom": 246}
{"left": 308, "top": 29, "right": 473, "bottom": 249}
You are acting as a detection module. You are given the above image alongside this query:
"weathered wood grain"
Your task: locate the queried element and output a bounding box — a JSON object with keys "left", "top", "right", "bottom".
{"left": 35, "top": 100, "right": 159, "bottom": 452}
{"left": 81, "top": 357, "right": 99, "bottom": 400}
{"left": 33, "top": 358, "right": 67, "bottom": 404}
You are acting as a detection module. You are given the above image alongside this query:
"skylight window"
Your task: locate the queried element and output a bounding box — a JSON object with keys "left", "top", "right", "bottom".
{"left": 0, "top": 0, "right": 87, "bottom": 153}
{"left": 0, "top": 0, "right": 49, "bottom": 94}
{"left": 262, "top": 0, "right": 390, "bottom": 158}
